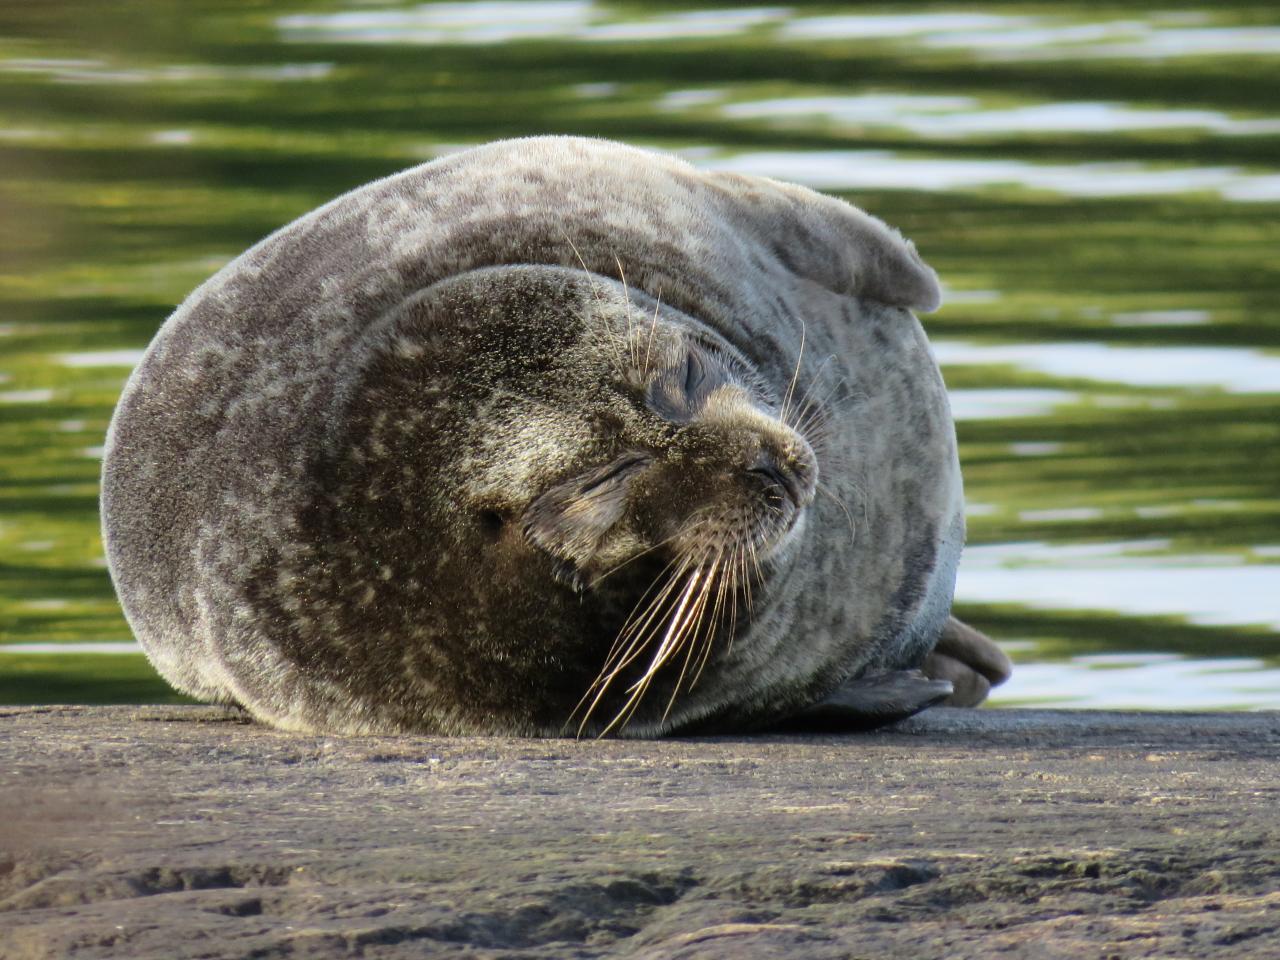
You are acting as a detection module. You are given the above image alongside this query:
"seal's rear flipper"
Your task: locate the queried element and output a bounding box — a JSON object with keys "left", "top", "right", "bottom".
{"left": 772, "top": 670, "right": 953, "bottom": 733}
{"left": 924, "top": 617, "right": 1014, "bottom": 708}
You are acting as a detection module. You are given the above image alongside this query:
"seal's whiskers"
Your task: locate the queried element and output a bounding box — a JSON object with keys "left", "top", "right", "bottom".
{"left": 574, "top": 522, "right": 755, "bottom": 737}
{"left": 816, "top": 482, "right": 859, "bottom": 547}
{"left": 686, "top": 545, "right": 736, "bottom": 694}
{"left": 785, "top": 362, "right": 844, "bottom": 438}
{"left": 611, "top": 253, "right": 640, "bottom": 372}
{"left": 722, "top": 545, "right": 743, "bottom": 658}
{"left": 557, "top": 227, "right": 630, "bottom": 374}
{"left": 569, "top": 553, "right": 694, "bottom": 735}
{"left": 593, "top": 562, "right": 705, "bottom": 737}
{"left": 643, "top": 291, "right": 662, "bottom": 377}
{"left": 780, "top": 320, "right": 806, "bottom": 426}
{"left": 657, "top": 556, "right": 723, "bottom": 713}
{"left": 742, "top": 537, "right": 757, "bottom": 611}
{"left": 591, "top": 554, "right": 692, "bottom": 688}
{"left": 624, "top": 560, "right": 711, "bottom": 729}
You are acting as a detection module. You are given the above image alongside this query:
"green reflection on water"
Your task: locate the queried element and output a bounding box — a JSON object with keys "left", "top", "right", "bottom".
{"left": 0, "top": 654, "right": 195, "bottom": 705}
{"left": 2, "top": 0, "right": 1278, "bottom": 707}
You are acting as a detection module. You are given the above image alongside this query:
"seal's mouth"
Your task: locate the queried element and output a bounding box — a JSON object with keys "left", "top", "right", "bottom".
{"left": 754, "top": 505, "right": 808, "bottom": 564}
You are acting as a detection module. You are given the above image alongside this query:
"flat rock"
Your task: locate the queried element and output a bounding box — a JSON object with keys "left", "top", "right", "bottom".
{"left": 2, "top": 705, "right": 1278, "bottom": 959}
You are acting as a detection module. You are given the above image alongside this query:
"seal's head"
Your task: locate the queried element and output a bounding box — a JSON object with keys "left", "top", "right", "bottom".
{"left": 299, "top": 263, "right": 817, "bottom": 735}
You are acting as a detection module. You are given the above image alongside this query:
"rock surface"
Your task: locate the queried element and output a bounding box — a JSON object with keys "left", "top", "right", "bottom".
{"left": 2, "top": 705, "right": 1278, "bottom": 959}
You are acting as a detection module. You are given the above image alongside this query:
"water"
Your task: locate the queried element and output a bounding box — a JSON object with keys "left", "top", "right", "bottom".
{"left": 1, "top": 1, "right": 1277, "bottom": 710}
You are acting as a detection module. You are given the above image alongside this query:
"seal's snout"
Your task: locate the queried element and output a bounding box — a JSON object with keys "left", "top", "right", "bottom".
{"left": 668, "top": 358, "right": 821, "bottom": 533}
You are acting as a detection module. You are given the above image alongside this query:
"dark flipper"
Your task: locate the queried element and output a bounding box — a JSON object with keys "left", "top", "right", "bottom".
{"left": 771, "top": 670, "right": 954, "bottom": 733}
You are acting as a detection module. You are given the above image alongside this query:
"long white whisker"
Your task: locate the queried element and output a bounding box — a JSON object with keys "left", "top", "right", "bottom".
{"left": 600, "top": 564, "right": 706, "bottom": 736}
{"left": 568, "top": 554, "right": 691, "bottom": 735}
{"left": 593, "top": 556, "right": 690, "bottom": 685}
{"left": 816, "top": 482, "right": 858, "bottom": 547}
{"left": 724, "top": 541, "right": 745, "bottom": 657}
{"left": 661, "top": 556, "right": 720, "bottom": 723}
{"left": 644, "top": 289, "right": 662, "bottom": 375}
{"left": 780, "top": 319, "right": 806, "bottom": 424}
{"left": 624, "top": 562, "right": 706, "bottom": 694}
{"left": 689, "top": 554, "right": 730, "bottom": 691}
{"left": 613, "top": 253, "right": 638, "bottom": 371}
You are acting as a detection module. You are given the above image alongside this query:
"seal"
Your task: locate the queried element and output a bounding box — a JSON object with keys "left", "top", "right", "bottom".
{"left": 101, "top": 136, "right": 1010, "bottom": 737}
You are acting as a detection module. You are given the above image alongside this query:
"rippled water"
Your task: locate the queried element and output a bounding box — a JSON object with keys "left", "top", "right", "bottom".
{"left": 2, "top": 1, "right": 1277, "bottom": 710}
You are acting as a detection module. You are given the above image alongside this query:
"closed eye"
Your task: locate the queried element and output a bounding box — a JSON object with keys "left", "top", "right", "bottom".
{"left": 645, "top": 346, "right": 727, "bottom": 424}
{"left": 578, "top": 454, "right": 651, "bottom": 495}
{"left": 682, "top": 349, "right": 705, "bottom": 396}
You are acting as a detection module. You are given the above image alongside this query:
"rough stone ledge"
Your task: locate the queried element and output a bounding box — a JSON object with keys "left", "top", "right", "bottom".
{"left": 2, "top": 705, "right": 1278, "bottom": 959}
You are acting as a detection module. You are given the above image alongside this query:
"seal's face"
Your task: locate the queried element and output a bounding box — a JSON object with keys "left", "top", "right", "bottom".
{"left": 327, "top": 266, "right": 817, "bottom": 734}
{"left": 521, "top": 307, "right": 820, "bottom": 733}
{"left": 524, "top": 326, "right": 818, "bottom": 592}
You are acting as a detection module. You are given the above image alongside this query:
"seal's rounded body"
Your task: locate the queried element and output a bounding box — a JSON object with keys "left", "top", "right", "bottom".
{"left": 102, "top": 137, "right": 971, "bottom": 736}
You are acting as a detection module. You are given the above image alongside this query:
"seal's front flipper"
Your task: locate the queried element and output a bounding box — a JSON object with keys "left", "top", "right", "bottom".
{"left": 772, "top": 670, "right": 953, "bottom": 733}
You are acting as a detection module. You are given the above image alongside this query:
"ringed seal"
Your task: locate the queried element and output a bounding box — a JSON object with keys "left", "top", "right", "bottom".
{"left": 101, "top": 136, "right": 1010, "bottom": 736}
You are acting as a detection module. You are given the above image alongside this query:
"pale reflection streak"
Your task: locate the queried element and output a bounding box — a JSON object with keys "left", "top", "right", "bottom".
{"left": 931, "top": 340, "right": 1280, "bottom": 394}
{"left": 719, "top": 95, "right": 1280, "bottom": 137}
{"left": 994, "top": 654, "right": 1280, "bottom": 710}
{"left": 960, "top": 541, "right": 1280, "bottom": 631}
{"left": 701, "top": 150, "right": 1280, "bottom": 203}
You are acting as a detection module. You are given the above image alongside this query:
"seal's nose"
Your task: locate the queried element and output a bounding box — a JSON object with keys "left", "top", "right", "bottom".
{"left": 745, "top": 444, "right": 816, "bottom": 510}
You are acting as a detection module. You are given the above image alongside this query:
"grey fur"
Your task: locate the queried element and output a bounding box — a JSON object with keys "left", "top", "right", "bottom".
{"left": 101, "top": 136, "right": 966, "bottom": 736}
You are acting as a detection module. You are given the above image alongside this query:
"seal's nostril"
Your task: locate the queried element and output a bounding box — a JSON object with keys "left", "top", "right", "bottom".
{"left": 478, "top": 509, "right": 506, "bottom": 541}
{"left": 746, "top": 456, "right": 802, "bottom": 508}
